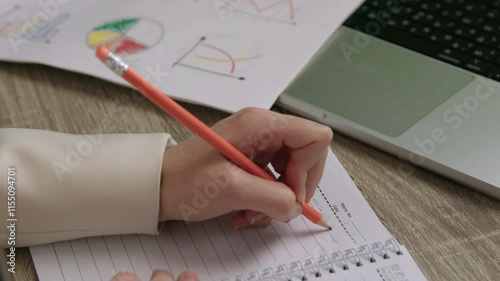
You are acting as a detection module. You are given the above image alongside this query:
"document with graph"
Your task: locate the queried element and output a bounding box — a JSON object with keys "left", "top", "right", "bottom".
{"left": 0, "top": 0, "right": 363, "bottom": 112}
{"left": 29, "top": 149, "right": 428, "bottom": 281}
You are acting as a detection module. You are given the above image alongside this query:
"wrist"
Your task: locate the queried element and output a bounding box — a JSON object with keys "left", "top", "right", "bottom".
{"left": 159, "top": 144, "right": 176, "bottom": 222}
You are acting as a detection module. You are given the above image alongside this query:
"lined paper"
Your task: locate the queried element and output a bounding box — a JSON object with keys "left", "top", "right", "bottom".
{"left": 30, "top": 150, "right": 418, "bottom": 281}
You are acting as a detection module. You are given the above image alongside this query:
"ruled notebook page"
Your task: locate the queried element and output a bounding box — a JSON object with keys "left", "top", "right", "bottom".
{"left": 30, "top": 149, "right": 395, "bottom": 281}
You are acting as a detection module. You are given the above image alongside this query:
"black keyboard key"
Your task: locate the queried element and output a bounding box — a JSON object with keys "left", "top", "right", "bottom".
{"left": 412, "top": 12, "right": 435, "bottom": 25}
{"left": 402, "top": 6, "right": 416, "bottom": 17}
{"left": 465, "top": 58, "right": 493, "bottom": 76}
{"left": 344, "top": 0, "right": 500, "bottom": 79}
{"left": 395, "top": 18, "right": 412, "bottom": 30}
{"left": 450, "top": 38, "right": 475, "bottom": 52}
{"left": 441, "top": 8, "right": 464, "bottom": 19}
{"left": 488, "top": 69, "right": 500, "bottom": 82}
{"left": 355, "top": 5, "right": 371, "bottom": 16}
{"left": 453, "top": 25, "right": 480, "bottom": 38}
{"left": 443, "top": 0, "right": 465, "bottom": 6}
{"left": 476, "top": 32, "right": 500, "bottom": 47}
{"left": 420, "top": 2, "right": 442, "bottom": 12}
{"left": 388, "top": 5, "right": 404, "bottom": 15}
{"left": 485, "top": 9, "right": 499, "bottom": 19}
{"left": 463, "top": 26, "right": 479, "bottom": 39}
{"left": 464, "top": 3, "right": 486, "bottom": 14}
{"left": 345, "top": 15, "right": 441, "bottom": 57}
{"left": 437, "top": 48, "right": 468, "bottom": 65}
{"left": 461, "top": 16, "right": 484, "bottom": 26}
{"left": 400, "top": 0, "right": 422, "bottom": 6}
{"left": 483, "top": 23, "right": 496, "bottom": 33}
{"left": 472, "top": 46, "right": 497, "bottom": 60}
{"left": 492, "top": 0, "right": 500, "bottom": 8}
{"left": 415, "top": 26, "right": 433, "bottom": 37}
{"left": 370, "top": 0, "right": 380, "bottom": 7}
{"left": 441, "top": 20, "right": 456, "bottom": 32}
{"left": 432, "top": 31, "right": 454, "bottom": 45}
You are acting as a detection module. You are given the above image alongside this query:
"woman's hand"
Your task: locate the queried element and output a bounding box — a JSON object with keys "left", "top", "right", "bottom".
{"left": 159, "top": 108, "right": 333, "bottom": 228}
{"left": 111, "top": 270, "right": 198, "bottom": 281}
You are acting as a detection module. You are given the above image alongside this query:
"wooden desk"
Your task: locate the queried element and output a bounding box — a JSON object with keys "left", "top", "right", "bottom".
{"left": 1, "top": 62, "right": 499, "bottom": 281}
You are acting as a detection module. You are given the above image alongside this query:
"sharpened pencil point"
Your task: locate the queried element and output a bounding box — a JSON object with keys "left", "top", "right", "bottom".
{"left": 316, "top": 218, "right": 331, "bottom": 229}
{"left": 328, "top": 226, "right": 332, "bottom": 231}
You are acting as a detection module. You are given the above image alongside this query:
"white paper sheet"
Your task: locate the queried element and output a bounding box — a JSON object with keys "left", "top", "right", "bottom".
{"left": 0, "top": 0, "right": 363, "bottom": 112}
{"left": 30, "top": 149, "right": 427, "bottom": 281}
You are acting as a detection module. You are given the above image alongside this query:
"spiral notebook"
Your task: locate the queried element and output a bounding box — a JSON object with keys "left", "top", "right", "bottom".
{"left": 30, "top": 149, "right": 427, "bottom": 281}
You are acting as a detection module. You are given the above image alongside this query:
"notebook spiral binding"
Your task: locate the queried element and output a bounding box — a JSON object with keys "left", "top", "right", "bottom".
{"left": 222, "top": 238, "right": 404, "bottom": 281}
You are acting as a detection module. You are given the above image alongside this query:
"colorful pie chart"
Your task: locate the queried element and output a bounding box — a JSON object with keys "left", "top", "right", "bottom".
{"left": 87, "top": 18, "right": 163, "bottom": 55}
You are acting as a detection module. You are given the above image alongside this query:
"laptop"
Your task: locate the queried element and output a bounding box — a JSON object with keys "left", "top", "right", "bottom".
{"left": 278, "top": 0, "right": 500, "bottom": 198}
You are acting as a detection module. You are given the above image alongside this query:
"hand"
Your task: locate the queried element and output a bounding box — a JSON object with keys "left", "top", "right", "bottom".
{"left": 159, "top": 108, "right": 333, "bottom": 228}
{"left": 111, "top": 270, "right": 198, "bottom": 281}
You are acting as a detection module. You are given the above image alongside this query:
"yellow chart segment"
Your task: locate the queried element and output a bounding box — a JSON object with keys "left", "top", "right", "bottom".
{"left": 87, "top": 30, "right": 121, "bottom": 46}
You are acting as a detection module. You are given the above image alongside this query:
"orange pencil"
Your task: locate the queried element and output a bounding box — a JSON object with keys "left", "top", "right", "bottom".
{"left": 95, "top": 46, "right": 330, "bottom": 229}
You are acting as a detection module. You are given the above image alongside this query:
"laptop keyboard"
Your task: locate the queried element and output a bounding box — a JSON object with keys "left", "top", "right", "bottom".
{"left": 344, "top": 0, "right": 500, "bottom": 82}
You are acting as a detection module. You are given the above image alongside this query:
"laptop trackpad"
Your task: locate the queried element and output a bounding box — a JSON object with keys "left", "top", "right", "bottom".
{"left": 284, "top": 27, "right": 474, "bottom": 137}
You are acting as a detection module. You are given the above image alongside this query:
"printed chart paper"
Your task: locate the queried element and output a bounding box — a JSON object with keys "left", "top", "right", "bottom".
{"left": 0, "top": 0, "right": 363, "bottom": 112}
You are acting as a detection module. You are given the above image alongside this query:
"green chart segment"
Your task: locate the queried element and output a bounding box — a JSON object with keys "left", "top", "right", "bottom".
{"left": 87, "top": 18, "right": 162, "bottom": 55}
{"left": 93, "top": 18, "right": 139, "bottom": 33}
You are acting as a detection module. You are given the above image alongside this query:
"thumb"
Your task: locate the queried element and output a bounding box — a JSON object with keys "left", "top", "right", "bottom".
{"left": 234, "top": 172, "right": 302, "bottom": 222}
{"left": 150, "top": 270, "right": 174, "bottom": 281}
{"left": 111, "top": 272, "right": 139, "bottom": 281}
{"left": 177, "top": 271, "right": 199, "bottom": 281}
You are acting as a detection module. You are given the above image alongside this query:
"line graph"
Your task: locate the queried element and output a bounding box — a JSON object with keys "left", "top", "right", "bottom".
{"left": 222, "top": 0, "right": 298, "bottom": 25}
{"left": 173, "top": 37, "right": 262, "bottom": 80}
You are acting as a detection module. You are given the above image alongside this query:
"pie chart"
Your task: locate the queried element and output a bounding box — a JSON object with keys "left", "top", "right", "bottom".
{"left": 87, "top": 18, "right": 163, "bottom": 55}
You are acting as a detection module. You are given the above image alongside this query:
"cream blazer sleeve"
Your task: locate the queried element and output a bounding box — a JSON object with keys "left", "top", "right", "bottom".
{"left": 0, "top": 128, "right": 176, "bottom": 248}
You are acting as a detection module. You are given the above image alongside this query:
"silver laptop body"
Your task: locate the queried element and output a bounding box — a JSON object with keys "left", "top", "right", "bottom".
{"left": 278, "top": 26, "right": 500, "bottom": 199}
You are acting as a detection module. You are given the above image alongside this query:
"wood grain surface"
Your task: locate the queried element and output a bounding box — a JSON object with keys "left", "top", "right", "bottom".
{"left": 1, "top": 62, "right": 499, "bottom": 281}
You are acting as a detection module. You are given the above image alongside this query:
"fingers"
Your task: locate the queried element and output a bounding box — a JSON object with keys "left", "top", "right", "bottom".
{"left": 283, "top": 126, "right": 332, "bottom": 203}
{"left": 177, "top": 271, "right": 200, "bottom": 281}
{"left": 111, "top": 272, "right": 140, "bottom": 281}
{"left": 111, "top": 270, "right": 198, "bottom": 281}
{"left": 232, "top": 210, "right": 272, "bottom": 229}
{"left": 150, "top": 270, "right": 174, "bottom": 281}
{"left": 232, "top": 171, "right": 302, "bottom": 222}
{"left": 304, "top": 146, "right": 328, "bottom": 202}
{"left": 215, "top": 108, "right": 332, "bottom": 205}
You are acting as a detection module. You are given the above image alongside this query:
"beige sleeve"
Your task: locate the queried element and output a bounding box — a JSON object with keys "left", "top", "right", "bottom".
{"left": 0, "top": 128, "right": 176, "bottom": 248}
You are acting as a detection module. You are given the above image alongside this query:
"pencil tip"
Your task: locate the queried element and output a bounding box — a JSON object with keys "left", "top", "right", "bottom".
{"left": 328, "top": 227, "right": 332, "bottom": 231}
{"left": 316, "top": 218, "right": 331, "bottom": 230}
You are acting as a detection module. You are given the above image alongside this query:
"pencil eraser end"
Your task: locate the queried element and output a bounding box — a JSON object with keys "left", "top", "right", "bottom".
{"left": 95, "top": 46, "right": 109, "bottom": 62}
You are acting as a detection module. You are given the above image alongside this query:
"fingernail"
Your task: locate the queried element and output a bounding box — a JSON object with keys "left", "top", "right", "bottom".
{"left": 151, "top": 269, "right": 172, "bottom": 278}
{"left": 233, "top": 215, "right": 247, "bottom": 226}
{"left": 250, "top": 213, "right": 267, "bottom": 225}
{"left": 180, "top": 270, "right": 199, "bottom": 281}
{"left": 298, "top": 193, "right": 306, "bottom": 204}
{"left": 112, "top": 272, "right": 137, "bottom": 281}
{"left": 234, "top": 221, "right": 250, "bottom": 230}
{"left": 293, "top": 202, "right": 303, "bottom": 217}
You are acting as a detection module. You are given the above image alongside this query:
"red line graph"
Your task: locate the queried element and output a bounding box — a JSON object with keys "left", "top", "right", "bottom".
{"left": 224, "top": 0, "right": 297, "bottom": 24}
{"left": 202, "top": 43, "right": 237, "bottom": 74}
{"left": 174, "top": 37, "right": 262, "bottom": 80}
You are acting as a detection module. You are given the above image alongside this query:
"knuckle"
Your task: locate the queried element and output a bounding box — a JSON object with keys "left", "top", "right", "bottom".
{"left": 233, "top": 107, "right": 263, "bottom": 125}
{"left": 274, "top": 197, "right": 295, "bottom": 216}
{"left": 317, "top": 125, "right": 333, "bottom": 143}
